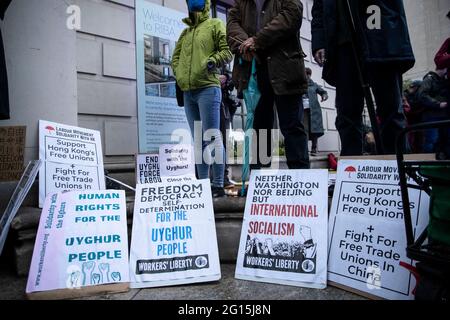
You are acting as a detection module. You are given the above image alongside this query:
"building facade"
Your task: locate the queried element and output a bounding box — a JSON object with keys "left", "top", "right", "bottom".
{"left": 1, "top": 0, "right": 448, "bottom": 169}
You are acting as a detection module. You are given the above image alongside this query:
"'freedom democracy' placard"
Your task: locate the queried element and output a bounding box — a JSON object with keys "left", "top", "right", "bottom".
{"left": 129, "top": 179, "right": 220, "bottom": 288}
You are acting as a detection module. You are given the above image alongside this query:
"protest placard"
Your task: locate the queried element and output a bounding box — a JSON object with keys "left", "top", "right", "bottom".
{"left": 328, "top": 159, "right": 429, "bottom": 300}
{"left": 0, "top": 160, "right": 42, "bottom": 255}
{"left": 26, "top": 190, "right": 129, "bottom": 299}
{"left": 0, "top": 126, "right": 26, "bottom": 181}
{"left": 38, "top": 120, "right": 105, "bottom": 207}
{"left": 129, "top": 179, "right": 221, "bottom": 288}
{"left": 136, "top": 154, "right": 161, "bottom": 184}
{"left": 235, "top": 170, "right": 329, "bottom": 289}
{"left": 159, "top": 144, "right": 195, "bottom": 178}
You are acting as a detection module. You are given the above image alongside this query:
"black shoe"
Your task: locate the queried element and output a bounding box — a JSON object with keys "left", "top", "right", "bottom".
{"left": 212, "top": 186, "right": 226, "bottom": 198}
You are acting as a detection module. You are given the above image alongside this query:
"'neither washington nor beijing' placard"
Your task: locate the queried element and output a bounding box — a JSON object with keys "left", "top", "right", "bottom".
{"left": 0, "top": 126, "right": 26, "bottom": 182}
{"left": 129, "top": 179, "right": 221, "bottom": 288}
{"left": 26, "top": 190, "right": 130, "bottom": 296}
{"left": 39, "top": 120, "right": 105, "bottom": 207}
{"left": 136, "top": 154, "right": 161, "bottom": 184}
{"left": 235, "top": 170, "right": 329, "bottom": 289}
{"left": 328, "top": 160, "right": 429, "bottom": 300}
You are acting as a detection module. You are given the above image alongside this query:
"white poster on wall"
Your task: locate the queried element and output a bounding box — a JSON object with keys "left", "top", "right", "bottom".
{"left": 136, "top": 154, "right": 162, "bottom": 184}
{"left": 159, "top": 144, "right": 195, "bottom": 178}
{"left": 328, "top": 160, "right": 429, "bottom": 300}
{"left": 235, "top": 170, "right": 329, "bottom": 289}
{"left": 38, "top": 120, "right": 105, "bottom": 208}
{"left": 26, "top": 190, "right": 129, "bottom": 294}
{"left": 136, "top": 0, "right": 190, "bottom": 153}
{"left": 129, "top": 179, "right": 221, "bottom": 288}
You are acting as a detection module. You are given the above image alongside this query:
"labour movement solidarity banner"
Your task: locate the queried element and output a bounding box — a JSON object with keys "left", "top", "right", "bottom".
{"left": 235, "top": 170, "right": 329, "bottom": 289}
{"left": 26, "top": 190, "right": 129, "bottom": 297}
{"left": 38, "top": 120, "right": 105, "bottom": 208}
{"left": 328, "top": 160, "right": 429, "bottom": 300}
{"left": 129, "top": 180, "right": 221, "bottom": 288}
{"left": 136, "top": 0, "right": 190, "bottom": 153}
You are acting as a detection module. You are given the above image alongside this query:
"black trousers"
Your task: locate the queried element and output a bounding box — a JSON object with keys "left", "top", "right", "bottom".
{"left": 0, "top": 27, "right": 9, "bottom": 120}
{"left": 335, "top": 44, "right": 407, "bottom": 156}
{"left": 252, "top": 62, "right": 310, "bottom": 169}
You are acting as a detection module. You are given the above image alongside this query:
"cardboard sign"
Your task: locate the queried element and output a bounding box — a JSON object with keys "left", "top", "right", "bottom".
{"left": 39, "top": 120, "right": 105, "bottom": 207}
{"left": 0, "top": 160, "right": 42, "bottom": 254}
{"left": 328, "top": 160, "right": 429, "bottom": 300}
{"left": 235, "top": 170, "right": 329, "bottom": 289}
{"left": 159, "top": 144, "right": 195, "bottom": 178}
{"left": 0, "top": 126, "right": 26, "bottom": 181}
{"left": 129, "top": 179, "right": 221, "bottom": 288}
{"left": 136, "top": 154, "right": 162, "bottom": 184}
{"left": 26, "top": 190, "right": 130, "bottom": 298}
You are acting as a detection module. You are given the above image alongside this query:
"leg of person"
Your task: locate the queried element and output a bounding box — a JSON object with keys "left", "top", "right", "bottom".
{"left": 311, "top": 135, "right": 318, "bottom": 155}
{"left": 369, "top": 67, "right": 408, "bottom": 154}
{"left": 423, "top": 127, "right": 439, "bottom": 153}
{"left": 335, "top": 44, "right": 365, "bottom": 156}
{"left": 303, "top": 108, "right": 311, "bottom": 141}
{"left": 274, "top": 94, "right": 310, "bottom": 169}
{"left": 252, "top": 63, "right": 275, "bottom": 170}
{"left": 220, "top": 100, "right": 233, "bottom": 187}
{"left": 184, "top": 90, "right": 209, "bottom": 180}
{"left": 197, "top": 87, "right": 225, "bottom": 192}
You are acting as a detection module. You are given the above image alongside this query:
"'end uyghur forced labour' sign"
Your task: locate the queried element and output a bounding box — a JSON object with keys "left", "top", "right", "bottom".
{"left": 328, "top": 160, "right": 429, "bottom": 300}
{"left": 129, "top": 179, "right": 221, "bottom": 288}
{"left": 39, "top": 120, "right": 105, "bottom": 208}
{"left": 235, "top": 170, "right": 329, "bottom": 289}
{"left": 26, "top": 190, "right": 130, "bottom": 295}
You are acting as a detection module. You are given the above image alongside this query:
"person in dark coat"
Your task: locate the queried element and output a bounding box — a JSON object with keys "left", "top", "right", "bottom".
{"left": 227, "top": 0, "right": 310, "bottom": 169}
{"left": 417, "top": 68, "right": 449, "bottom": 155}
{"left": 311, "top": 0, "right": 415, "bottom": 155}
{"left": 403, "top": 80, "right": 425, "bottom": 153}
{"left": 303, "top": 68, "right": 328, "bottom": 156}
{"left": 0, "top": 0, "right": 12, "bottom": 120}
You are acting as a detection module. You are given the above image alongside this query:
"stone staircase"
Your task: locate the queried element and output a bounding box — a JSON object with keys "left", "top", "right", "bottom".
{"left": 1, "top": 154, "right": 333, "bottom": 277}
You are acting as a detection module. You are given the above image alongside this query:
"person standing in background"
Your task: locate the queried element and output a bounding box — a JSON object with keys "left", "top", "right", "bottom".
{"left": 311, "top": 0, "right": 415, "bottom": 155}
{"left": 0, "top": 0, "right": 12, "bottom": 120}
{"left": 417, "top": 67, "right": 449, "bottom": 154}
{"left": 172, "top": 0, "right": 232, "bottom": 198}
{"left": 227, "top": 0, "right": 310, "bottom": 170}
{"left": 303, "top": 68, "right": 328, "bottom": 156}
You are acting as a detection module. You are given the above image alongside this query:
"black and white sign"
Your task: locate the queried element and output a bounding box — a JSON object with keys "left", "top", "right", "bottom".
{"left": 328, "top": 160, "right": 429, "bottom": 300}
{"left": 129, "top": 179, "right": 221, "bottom": 288}
{"left": 235, "top": 170, "right": 329, "bottom": 289}
{"left": 39, "top": 120, "right": 105, "bottom": 207}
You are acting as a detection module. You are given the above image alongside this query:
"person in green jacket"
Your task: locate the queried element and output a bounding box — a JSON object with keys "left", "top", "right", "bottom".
{"left": 171, "top": 0, "right": 232, "bottom": 198}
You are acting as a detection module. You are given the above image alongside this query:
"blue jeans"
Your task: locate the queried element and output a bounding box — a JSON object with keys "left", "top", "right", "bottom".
{"left": 184, "top": 87, "right": 224, "bottom": 188}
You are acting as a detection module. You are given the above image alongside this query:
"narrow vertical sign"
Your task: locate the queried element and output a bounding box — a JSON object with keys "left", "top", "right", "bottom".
{"left": 136, "top": 0, "right": 190, "bottom": 153}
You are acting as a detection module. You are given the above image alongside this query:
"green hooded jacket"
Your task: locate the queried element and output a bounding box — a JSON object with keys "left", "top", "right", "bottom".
{"left": 171, "top": 0, "right": 232, "bottom": 92}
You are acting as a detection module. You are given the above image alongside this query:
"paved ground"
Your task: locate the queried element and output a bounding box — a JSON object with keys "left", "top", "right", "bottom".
{"left": 0, "top": 261, "right": 364, "bottom": 300}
